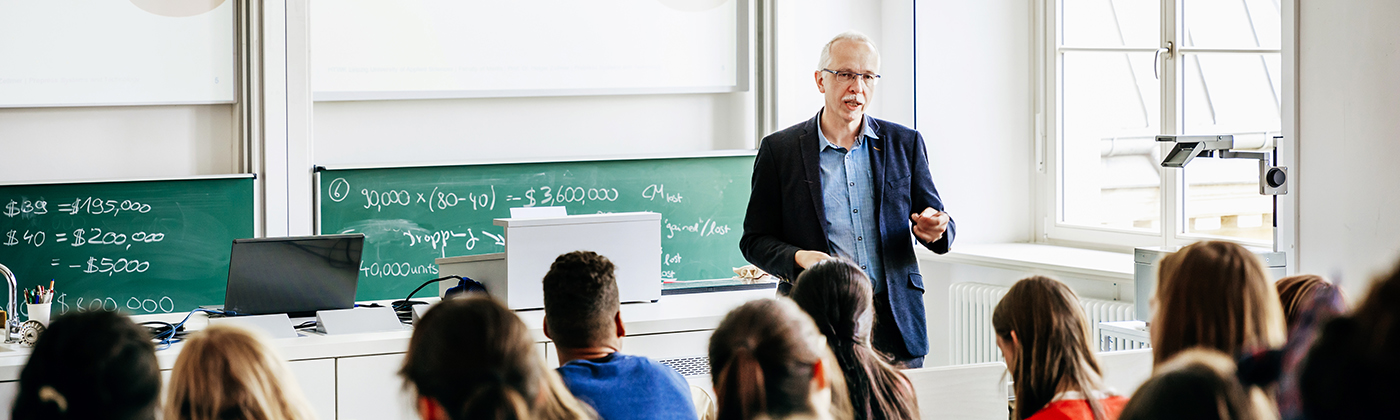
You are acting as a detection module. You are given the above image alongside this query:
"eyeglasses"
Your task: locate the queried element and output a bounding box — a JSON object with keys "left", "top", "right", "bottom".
{"left": 822, "top": 69, "right": 881, "bottom": 85}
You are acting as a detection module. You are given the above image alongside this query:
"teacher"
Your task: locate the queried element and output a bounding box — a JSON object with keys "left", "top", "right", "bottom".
{"left": 740, "top": 31, "right": 955, "bottom": 368}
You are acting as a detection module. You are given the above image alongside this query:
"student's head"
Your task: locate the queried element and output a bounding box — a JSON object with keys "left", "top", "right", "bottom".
{"left": 710, "top": 298, "right": 847, "bottom": 420}
{"left": 542, "top": 250, "right": 622, "bottom": 350}
{"left": 992, "top": 276, "right": 1107, "bottom": 420}
{"left": 1151, "top": 240, "right": 1286, "bottom": 365}
{"left": 816, "top": 31, "right": 880, "bottom": 126}
{"left": 11, "top": 310, "right": 160, "bottom": 420}
{"left": 401, "top": 295, "right": 593, "bottom": 420}
{"left": 1274, "top": 274, "right": 1342, "bottom": 333}
{"left": 791, "top": 259, "right": 917, "bottom": 420}
{"left": 1299, "top": 261, "right": 1400, "bottom": 419}
{"left": 1118, "top": 348, "right": 1261, "bottom": 420}
{"left": 164, "top": 324, "right": 314, "bottom": 420}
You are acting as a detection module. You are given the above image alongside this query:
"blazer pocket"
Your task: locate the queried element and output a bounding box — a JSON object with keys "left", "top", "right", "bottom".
{"left": 908, "top": 273, "right": 925, "bottom": 293}
{"left": 887, "top": 174, "right": 911, "bottom": 188}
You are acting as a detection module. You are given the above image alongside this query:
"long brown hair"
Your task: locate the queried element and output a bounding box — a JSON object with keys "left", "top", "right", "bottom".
{"left": 709, "top": 298, "right": 850, "bottom": 420}
{"left": 1151, "top": 240, "right": 1286, "bottom": 365}
{"left": 164, "top": 324, "right": 315, "bottom": 420}
{"left": 401, "top": 296, "right": 594, "bottom": 420}
{"left": 1274, "top": 274, "right": 1340, "bottom": 333}
{"left": 791, "top": 259, "right": 919, "bottom": 420}
{"left": 992, "top": 275, "right": 1108, "bottom": 420}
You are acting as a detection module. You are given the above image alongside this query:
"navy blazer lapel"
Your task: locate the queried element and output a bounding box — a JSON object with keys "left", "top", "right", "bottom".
{"left": 799, "top": 113, "right": 829, "bottom": 241}
{"left": 867, "top": 117, "right": 888, "bottom": 233}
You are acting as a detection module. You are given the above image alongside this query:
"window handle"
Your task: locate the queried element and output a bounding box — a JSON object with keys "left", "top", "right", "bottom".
{"left": 1154, "top": 41, "right": 1174, "bottom": 80}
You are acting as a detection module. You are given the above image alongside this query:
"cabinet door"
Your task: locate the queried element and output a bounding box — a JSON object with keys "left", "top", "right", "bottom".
{"left": 288, "top": 359, "right": 336, "bottom": 420}
{"left": 0, "top": 381, "right": 15, "bottom": 419}
{"left": 336, "top": 353, "right": 416, "bottom": 420}
{"left": 621, "top": 329, "right": 712, "bottom": 360}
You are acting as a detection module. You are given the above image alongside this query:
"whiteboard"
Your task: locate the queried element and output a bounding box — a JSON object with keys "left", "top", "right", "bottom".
{"left": 0, "top": 0, "right": 236, "bottom": 108}
{"left": 310, "top": 0, "right": 746, "bottom": 101}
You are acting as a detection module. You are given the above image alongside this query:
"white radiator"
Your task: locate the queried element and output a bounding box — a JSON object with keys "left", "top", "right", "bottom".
{"left": 949, "top": 282, "right": 1136, "bottom": 365}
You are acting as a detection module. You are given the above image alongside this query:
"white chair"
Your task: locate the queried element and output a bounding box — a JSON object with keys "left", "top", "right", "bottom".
{"left": 904, "top": 362, "right": 1010, "bottom": 420}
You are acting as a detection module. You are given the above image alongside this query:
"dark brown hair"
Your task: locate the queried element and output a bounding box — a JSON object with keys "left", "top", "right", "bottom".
{"left": 12, "top": 310, "right": 160, "bottom": 420}
{"left": 542, "top": 250, "right": 620, "bottom": 349}
{"left": 1300, "top": 261, "right": 1400, "bottom": 419}
{"left": 1151, "top": 240, "right": 1285, "bottom": 365}
{"left": 791, "top": 259, "right": 918, "bottom": 420}
{"left": 1274, "top": 274, "right": 1340, "bottom": 333}
{"left": 992, "top": 276, "right": 1107, "bottom": 420}
{"left": 400, "top": 296, "right": 593, "bottom": 420}
{"left": 1118, "top": 349, "right": 1260, "bottom": 420}
{"left": 710, "top": 298, "right": 845, "bottom": 420}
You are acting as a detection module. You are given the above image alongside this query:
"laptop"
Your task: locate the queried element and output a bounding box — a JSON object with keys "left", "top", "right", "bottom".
{"left": 223, "top": 233, "right": 365, "bottom": 317}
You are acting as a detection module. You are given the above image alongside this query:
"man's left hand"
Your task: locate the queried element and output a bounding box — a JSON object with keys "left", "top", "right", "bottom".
{"left": 910, "top": 207, "right": 950, "bottom": 244}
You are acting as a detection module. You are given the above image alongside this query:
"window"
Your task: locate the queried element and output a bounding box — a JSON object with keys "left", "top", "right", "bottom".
{"left": 1040, "top": 0, "right": 1281, "bottom": 248}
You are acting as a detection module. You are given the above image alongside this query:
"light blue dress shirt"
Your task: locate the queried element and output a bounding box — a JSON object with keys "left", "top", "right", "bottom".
{"left": 817, "top": 113, "right": 886, "bottom": 293}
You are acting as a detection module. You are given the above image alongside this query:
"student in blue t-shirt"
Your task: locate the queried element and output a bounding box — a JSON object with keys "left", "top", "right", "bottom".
{"left": 542, "top": 251, "right": 700, "bottom": 420}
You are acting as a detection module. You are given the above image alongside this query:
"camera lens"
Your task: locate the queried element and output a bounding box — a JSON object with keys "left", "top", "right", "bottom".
{"left": 1267, "top": 168, "right": 1286, "bottom": 188}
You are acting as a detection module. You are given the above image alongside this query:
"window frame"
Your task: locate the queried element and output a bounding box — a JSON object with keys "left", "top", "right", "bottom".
{"left": 1035, "top": 0, "right": 1282, "bottom": 251}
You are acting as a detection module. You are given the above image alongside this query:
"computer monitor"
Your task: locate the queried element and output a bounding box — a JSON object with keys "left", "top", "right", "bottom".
{"left": 223, "top": 233, "right": 365, "bottom": 317}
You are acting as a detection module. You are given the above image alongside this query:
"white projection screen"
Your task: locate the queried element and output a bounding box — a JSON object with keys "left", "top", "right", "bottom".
{"left": 0, "top": 0, "right": 236, "bottom": 108}
{"left": 310, "top": 0, "right": 746, "bottom": 101}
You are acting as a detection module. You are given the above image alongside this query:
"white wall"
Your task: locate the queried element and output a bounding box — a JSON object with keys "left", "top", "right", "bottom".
{"left": 772, "top": 0, "right": 907, "bottom": 130}
{"left": 0, "top": 105, "right": 238, "bottom": 183}
{"left": 914, "top": 0, "right": 1034, "bottom": 244}
{"left": 1295, "top": 0, "right": 1400, "bottom": 299}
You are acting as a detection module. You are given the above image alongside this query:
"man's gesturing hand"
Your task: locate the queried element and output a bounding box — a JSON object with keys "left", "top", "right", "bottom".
{"left": 795, "top": 250, "right": 832, "bottom": 269}
{"left": 910, "top": 207, "right": 950, "bottom": 244}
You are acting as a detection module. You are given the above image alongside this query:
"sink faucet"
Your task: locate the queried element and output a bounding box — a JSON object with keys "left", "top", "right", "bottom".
{"left": 0, "top": 264, "right": 15, "bottom": 343}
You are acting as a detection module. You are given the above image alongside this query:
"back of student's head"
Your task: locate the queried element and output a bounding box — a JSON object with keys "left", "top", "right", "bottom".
{"left": 991, "top": 275, "right": 1107, "bottom": 420}
{"left": 12, "top": 310, "right": 160, "bottom": 420}
{"left": 542, "top": 250, "right": 620, "bottom": 349}
{"left": 790, "top": 259, "right": 917, "bottom": 420}
{"left": 402, "top": 295, "right": 592, "bottom": 420}
{"left": 710, "top": 298, "right": 845, "bottom": 420}
{"left": 1152, "top": 240, "right": 1286, "bottom": 365}
{"left": 164, "top": 324, "right": 314, "bottom": 420}
{"left": 1118, "top": 348, "right": 1261, "bottom": 420}
{"left": 1299, "top": 261, "right": 1400, "bottom": 419}
{"left": 1274, "top": 274, "right": 1342, "bottom": 334}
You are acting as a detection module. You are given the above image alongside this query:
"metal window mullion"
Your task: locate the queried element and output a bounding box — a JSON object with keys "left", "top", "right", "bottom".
{"left": 1161, "top": 0, "right": 1182, "bottom": 248}
{"left": 1057, "top": 46, "right": 1162, "bottom": 53}
{"left": 1178, "top": 47, "right": 1282, "bottom": 54}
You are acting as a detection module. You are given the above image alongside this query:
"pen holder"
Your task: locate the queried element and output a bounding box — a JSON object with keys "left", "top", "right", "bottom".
{"left": 26, "top": 302, "right": 51, "bottom": 327}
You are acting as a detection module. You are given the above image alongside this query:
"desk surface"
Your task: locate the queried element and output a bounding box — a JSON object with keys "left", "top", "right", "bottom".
{"left": 0, "top": 287, "right": 778, "bottom": 381}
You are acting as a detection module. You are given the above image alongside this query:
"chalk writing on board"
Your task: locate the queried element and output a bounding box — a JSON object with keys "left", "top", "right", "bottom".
{"left": 663, "top": 217, "right": 732, "bottom": 239}
{"left": 357, "top": 183, "right": 625, "bottom": 213}
{"left": 642, "top": 184, "right": 684, "bottom": 203}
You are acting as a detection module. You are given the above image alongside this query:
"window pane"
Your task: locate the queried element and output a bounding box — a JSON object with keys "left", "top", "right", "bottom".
{"left": 1181, "top": 53, "right": 1279, "bottom": 244}
{"left": 1062, "top": 0, "right": 1159, "bottom": 47}
{"left": 1061, "top": 52, "right": 1161, "bottom": 232}
{"left": 1183, "top": 0, "right": 1281, "bottom": 50}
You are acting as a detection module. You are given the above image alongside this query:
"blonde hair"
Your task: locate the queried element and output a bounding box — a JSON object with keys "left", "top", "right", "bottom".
{"left": 1151, "top": 240, "right": 1286, "bottom": 365}
{"left": 993, "top": 276, "right": 1109, "bottom": 420}
{"left": 164, "top": 324, "right": 315, "bottom": 420}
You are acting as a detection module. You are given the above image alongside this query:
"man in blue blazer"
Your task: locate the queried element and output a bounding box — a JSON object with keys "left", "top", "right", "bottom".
{"left": 740, "top": 31, "right": 955, "bottom": 367}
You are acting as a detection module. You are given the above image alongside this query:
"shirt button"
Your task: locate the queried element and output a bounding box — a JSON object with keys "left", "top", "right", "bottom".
{"left": 849, "top": 182, "right": 855, "bottom": 186}
{"left": 861, "top": 265, "right": 868, "bottom": 270}
{"left": 857, "top": 236, "right": 863, "bottom": 241}
{"left": 852, "top": 209, "right": 858, "bottom": 213}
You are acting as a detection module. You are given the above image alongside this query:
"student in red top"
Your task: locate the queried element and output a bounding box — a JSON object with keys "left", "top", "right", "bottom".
{"left": 992, "top": 276, "right": 1128, "bottom": 420}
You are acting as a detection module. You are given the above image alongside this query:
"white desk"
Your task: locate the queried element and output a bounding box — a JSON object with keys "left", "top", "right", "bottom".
{"left": 0, "top": 288, "right": 775, "bottom": 420}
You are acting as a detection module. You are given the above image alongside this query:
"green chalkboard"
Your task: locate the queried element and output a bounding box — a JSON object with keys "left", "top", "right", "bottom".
{"left": 0, "top": 176, "right": 255, "bottom": 318}
{"left": 317, "top": 153, "right": 756, "bottom": 301}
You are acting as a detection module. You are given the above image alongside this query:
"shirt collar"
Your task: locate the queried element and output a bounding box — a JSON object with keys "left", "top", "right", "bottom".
{"left": 816, "top": 111, "right": 880, "bottom": 151}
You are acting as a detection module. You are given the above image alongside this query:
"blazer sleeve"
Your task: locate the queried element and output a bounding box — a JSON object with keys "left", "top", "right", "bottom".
{"left": 739, "top": 140, "right": 802, "bottom": 281}
{"left": 910, "top": 131, "right": 955, "bottom": 254}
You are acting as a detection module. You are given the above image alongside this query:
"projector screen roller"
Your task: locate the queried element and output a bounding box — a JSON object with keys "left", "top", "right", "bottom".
{"left": 310, "top": 0, "right": 745, "bottom": 101}
{"left": 0, "top": 0, "right": 236, "bottom": 108}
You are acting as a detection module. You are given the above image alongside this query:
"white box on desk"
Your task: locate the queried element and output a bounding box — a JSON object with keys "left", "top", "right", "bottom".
{"left": 436, "top": 212, "right": 662, "bottom": 310}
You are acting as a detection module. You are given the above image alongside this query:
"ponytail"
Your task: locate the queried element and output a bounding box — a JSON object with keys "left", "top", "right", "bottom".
{"left": 715, "top": 347, "right": 767, "bottom": 420}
